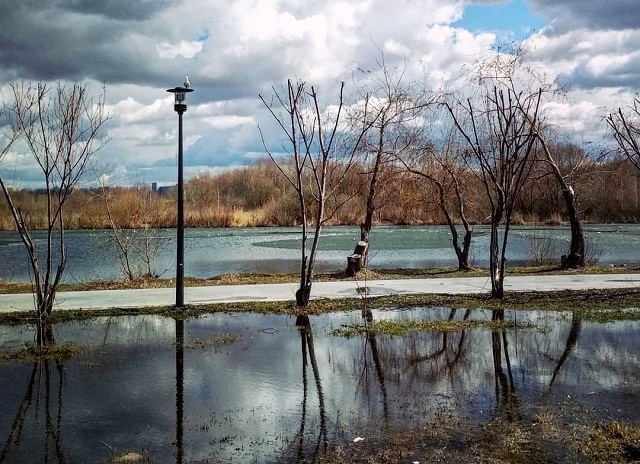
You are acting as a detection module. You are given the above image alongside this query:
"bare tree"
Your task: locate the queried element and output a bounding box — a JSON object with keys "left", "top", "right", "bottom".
{"left": 399, "top": 129, "right": 475, "bottom": 271}
{"left": 347, "top": 55, "right": 433, "bottom": 268}
{"left": 259, "top": 79, "right": 370, "bottom": 307}
{"left": 533, "top": 140, "right": 590, "bottom": 268}
{"left": 607, "top": 97, "right": 640, "bottom": 169}
{"left": 446, "top": 85, "right": 541, "bottom": 298}
{"left": 0, "top": 82, "right": 108, "bottom": 346}
{"left": 483, "top": 45, "right": 590, "bottom": 269}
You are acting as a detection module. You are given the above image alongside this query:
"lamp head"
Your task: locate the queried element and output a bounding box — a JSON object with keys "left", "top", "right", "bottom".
{"left": 166, "top": 84, "right": 194, "bottom": 113}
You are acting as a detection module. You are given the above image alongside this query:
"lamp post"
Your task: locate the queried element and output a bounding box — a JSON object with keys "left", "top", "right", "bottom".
{"left": 167, "top": 78, "right": 193, "bottom": 308}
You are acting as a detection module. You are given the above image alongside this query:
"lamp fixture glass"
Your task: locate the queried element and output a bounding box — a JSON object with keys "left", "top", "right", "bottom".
{"left": 166, "top": 85, "right": 193, "bottom": 108}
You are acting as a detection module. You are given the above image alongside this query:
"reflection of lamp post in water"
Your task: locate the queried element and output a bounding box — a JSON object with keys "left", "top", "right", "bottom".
{"left": 166, "top": 78, "right": 193, "bottom": 308}
{"left": 175, "top": 319, "right": 185, "bottom": 463}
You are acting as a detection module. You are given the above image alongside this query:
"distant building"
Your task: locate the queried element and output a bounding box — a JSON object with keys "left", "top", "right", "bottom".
{"left": 152, "top": 182, "right": 174, "bottom": 196}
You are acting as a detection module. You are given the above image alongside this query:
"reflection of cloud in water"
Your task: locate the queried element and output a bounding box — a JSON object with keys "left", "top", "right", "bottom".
{"left": 0, "top": 309, "right": 639, "bottom": 462}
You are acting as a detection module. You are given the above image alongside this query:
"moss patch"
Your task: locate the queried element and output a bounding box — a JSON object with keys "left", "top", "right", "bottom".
{"left": 331, "top": 318, "right": 532, "bottom": 337}
{"left": 187, "top": 334, "right": 240, "bottom": 349}
{"left": 0, "top": 343, "right": 80, "bottom": 362}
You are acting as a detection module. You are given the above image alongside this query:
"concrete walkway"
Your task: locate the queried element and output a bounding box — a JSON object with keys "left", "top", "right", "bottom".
{"left": 1, "top": 273, "right": 639, "bottom": 313}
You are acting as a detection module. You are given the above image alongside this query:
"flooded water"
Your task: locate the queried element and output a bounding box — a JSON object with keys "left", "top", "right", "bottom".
{"left": 0, "top": 308, "right": 638, "bottom": 463}
{"left": 1, "top": 223, "right": 639, "bottom": 283}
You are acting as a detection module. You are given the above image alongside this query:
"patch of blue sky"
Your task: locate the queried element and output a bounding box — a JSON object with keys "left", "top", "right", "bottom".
{"left": 454, "top": 0, "right": 547, "bottom": 41}
{"left": 197, "top": 29, "right": 211, "bottom": 42}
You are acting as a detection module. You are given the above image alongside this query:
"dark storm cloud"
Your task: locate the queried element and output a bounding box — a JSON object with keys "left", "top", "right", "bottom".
{"left": 529, "top": 0, "right": 639, "bottom": 33}
{"left": 0, "top": 2, "right": 172, "bottom": 85}
{"left": 0, "top": 162, "right": 50, "bottom": 186}
{"left": 0, "top": 1, "right": 244, "bottom": 103}
{"left": 54, "top": 0, "right": 176, "bottom": 21}
{"left": 560, "top": 59, "right": 640, "bottom": 91}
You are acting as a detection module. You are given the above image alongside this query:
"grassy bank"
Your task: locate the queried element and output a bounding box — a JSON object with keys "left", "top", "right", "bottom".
{"left": 1, "top": 264, "right": 638, "bottom": 294}
{"left": 2, "top": 266, "right": 640, "bottom": 325}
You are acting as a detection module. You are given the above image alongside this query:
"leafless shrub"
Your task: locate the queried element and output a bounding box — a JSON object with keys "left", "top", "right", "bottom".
{"left": 526, "top": 235, "right": 560, "bottom": 266}
{"left": 584, "top": 234, "right": 603, "bottom": 265}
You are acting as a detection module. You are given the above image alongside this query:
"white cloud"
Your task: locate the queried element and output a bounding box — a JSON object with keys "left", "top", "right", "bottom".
{"left": 109, "top": 124, "right": 161, "bottom": 143}
{"left": 203, "top": 115, "right": 254, "bottom": 130}
{"left": 1, "top": 0, "right": 639, "bottom": 186}
{"left": 106, "top": 97, "right": 167, "bottom": 123}
{"left": 542, "top": 100, "right": 600, "bottom": 133}
{"left": 156, "top": 40, "right": 204, "bottom": 59}
{"left": 529, "top": 28, "right": 640, "bottom": 89}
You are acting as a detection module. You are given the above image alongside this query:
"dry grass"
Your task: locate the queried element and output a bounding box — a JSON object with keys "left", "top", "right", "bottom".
{"left": 0, "top": 343, "right": 80, "bottom": 362}
{"left": 581, "top": 422, "right": 640, "bottom": 463}
{"left": 1, "top": 265, "right": 637, "bottom": 295}
{"left": 317, "top": 404, "right": 640, "bottom": 464}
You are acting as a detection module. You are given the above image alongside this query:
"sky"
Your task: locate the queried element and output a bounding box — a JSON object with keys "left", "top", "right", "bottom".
{"left": 0, "top": 0, "right": 638, "bottom": 188}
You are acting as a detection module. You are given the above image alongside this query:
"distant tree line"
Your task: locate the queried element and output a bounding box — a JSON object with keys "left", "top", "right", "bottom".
{"left": 0, "top": 153, "right": 638, "bottom": 231}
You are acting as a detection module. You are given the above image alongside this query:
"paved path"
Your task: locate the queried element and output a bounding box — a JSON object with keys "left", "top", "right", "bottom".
{"left": 1, "top": 273, "right": 639, "bottom": 313}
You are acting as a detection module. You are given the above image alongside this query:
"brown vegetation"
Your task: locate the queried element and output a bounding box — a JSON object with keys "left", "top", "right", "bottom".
{"left": 1, "top": 154, "right": 638, "bottom": 231}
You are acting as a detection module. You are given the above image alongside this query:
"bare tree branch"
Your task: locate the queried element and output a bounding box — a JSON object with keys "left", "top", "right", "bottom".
{"left": 0, "top": 82, "right": 110, "bottom": 340}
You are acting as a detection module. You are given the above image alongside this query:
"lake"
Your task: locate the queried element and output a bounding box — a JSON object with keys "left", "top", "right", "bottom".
{"left": 0, "top": 224, "right": 639, "bottom": 283}
{"left": 0, "top": 307, "right": 638, "bottom": 462}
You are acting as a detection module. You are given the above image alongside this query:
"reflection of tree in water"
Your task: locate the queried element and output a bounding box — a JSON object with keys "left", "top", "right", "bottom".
{"left": 346, "top": 307, "right": 594, "bottom": 423}
{"left": 491, "top": 310, "right": 520, "bottom": 421}
{"left": 400, "top": 308, "right": 521, "bottom": 420}
{"left": 406, "top": 308, "right": 472, "bottom": 382}
{"left": 488, "top": 309, "right": 585, "bottom": 421}
{"left": 362, "top": 329, "right": 390, "bottom": 420}
{"left": 548, "top": 312, "right": 582, "bottom": 391}
{"left": 355, "top": 309, "right": 389, "bottom": 420}
{"left": 1, "top": 357, "right": 66, "bottom": 462}
{"left": 295, "top": 314, "right": 327, "bottom": 462}
{"left": 344, "top": 308, "right": 477, "bottom": 423}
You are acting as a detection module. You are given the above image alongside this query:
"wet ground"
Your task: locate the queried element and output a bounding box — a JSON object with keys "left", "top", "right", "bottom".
{"left": 0, "top": 307, "right": 639, "bottom": 463}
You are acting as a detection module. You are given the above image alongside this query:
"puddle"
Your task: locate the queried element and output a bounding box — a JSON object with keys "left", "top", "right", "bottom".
{"left": 0, "top": 308, "right": 638, "bottom": 463}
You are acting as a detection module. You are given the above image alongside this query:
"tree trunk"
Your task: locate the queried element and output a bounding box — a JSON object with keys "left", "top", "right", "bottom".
{"left": 350, "top": 144, "right": 383, "bottom": 271}
{"left": 352, "top": 219, "right": 372, "bottom": 268}
{"left": 437, "top": 180, "right": 472, "bottom": 271}
{"left": 296, "top": 283, "right": 312, "bottom": 307}
{"left": 452, "top": 170, "right": 474, "bottom": 271}
{"left": 35, "top": 320, "right": 55, "bottom": 349}
{"left": 346, "top": 241, "right": 368, "bottom": 277}
{"left": 37, "top": 288, "right": 56, "bottom": 321}
{"left": 404, "top": 167, "right": 474, "bottom": 272}
{"left": 536, "top": 137, "right": 585, "bottom": 269}
{"left": 445, "top": 215, "right": 471, "bottom": 271}
{"left": 489, "top": 215, "right": 504, "bottom": 299}
{"left": 561, "top": 186, "right": 585, "bottom": 269}
{"left": 346, "top": 254, "right": 362, "bottom": 277}
{"left": 295, "top": 314, "right": 311, "bottom": 328}
{"left": 461, "top": 229, "right": 472, "bottom": 270}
